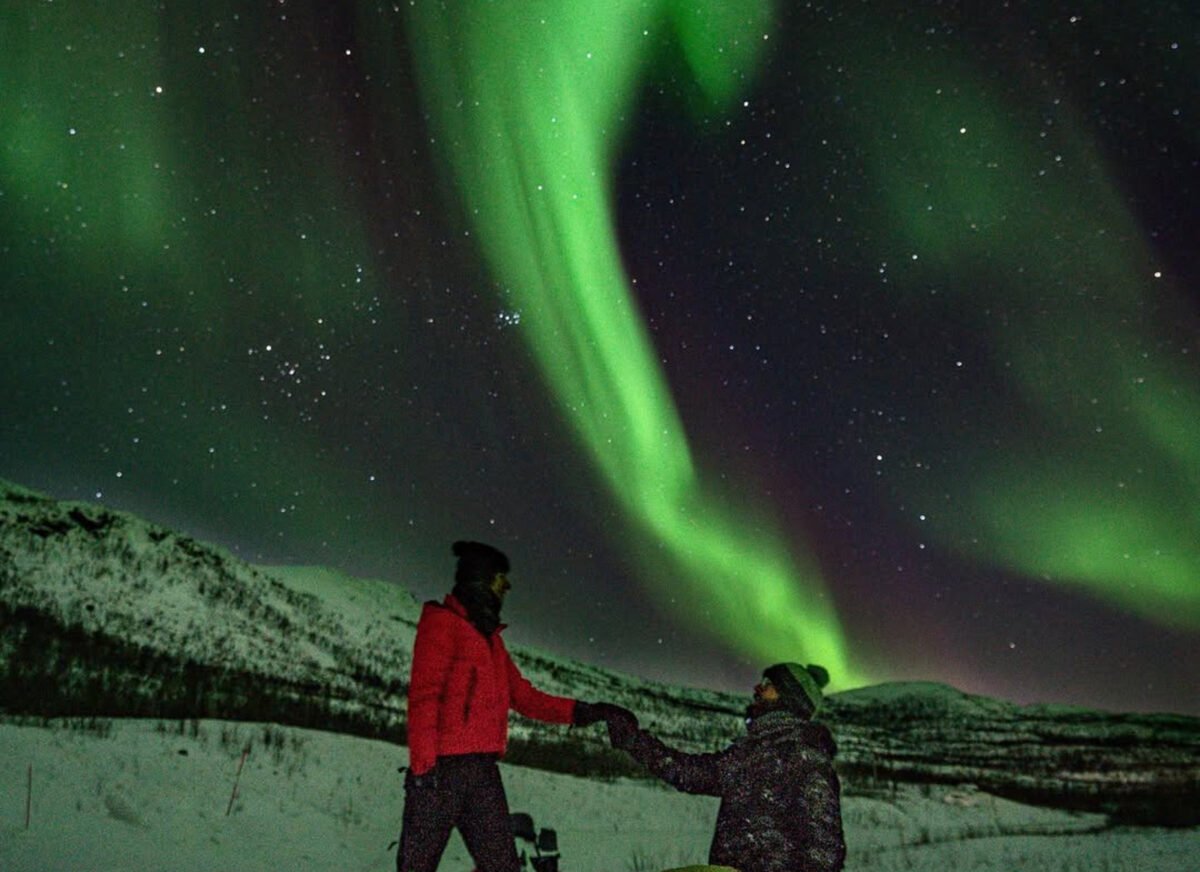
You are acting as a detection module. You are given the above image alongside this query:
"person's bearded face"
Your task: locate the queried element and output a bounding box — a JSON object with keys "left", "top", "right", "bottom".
{"left": 745, "top": 677, "right": 784, "bottom": 720}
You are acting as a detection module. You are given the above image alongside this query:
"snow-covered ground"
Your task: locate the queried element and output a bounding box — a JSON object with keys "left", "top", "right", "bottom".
{"left": 1, "top": 718, "right": 1195, "bottom": 872}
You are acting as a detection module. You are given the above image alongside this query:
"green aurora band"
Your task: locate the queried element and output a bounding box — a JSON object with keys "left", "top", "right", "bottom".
{"left": 406, "top": 0, "right": 1200, "bottom": 646}
{"left": 3, "top": 2, "right": 1195, "bottom": 691}
{"left": 405, "top": 0, "right": 866, "bottom": 685}
{"left": 826, "top": 22, "right": 1200, "bottom": 629}
{"left": 1, "top": 4, "right": 400, "bottom": 550}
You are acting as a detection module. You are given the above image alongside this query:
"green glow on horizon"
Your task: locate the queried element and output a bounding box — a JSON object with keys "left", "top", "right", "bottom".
{"left": 839, "top": 27, "right": 1200, "bottom": 626}
{"left": 405, "top": 0, "right": 865, "bottom": 686}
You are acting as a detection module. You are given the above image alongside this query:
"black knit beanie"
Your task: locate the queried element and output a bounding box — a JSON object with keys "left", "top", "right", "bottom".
{"left": 452, "top": 540, "right": 509, "bottom": 586}
{"left": 763, "top": 662, "right": 830, "bottom": 718}
{"left": 450, "top": 541, "right": 509, "bottom": 636}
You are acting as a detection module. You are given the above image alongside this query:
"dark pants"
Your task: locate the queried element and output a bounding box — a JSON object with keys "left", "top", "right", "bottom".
{"left": 398, "top": 753, "right": 521, "bottom": 872}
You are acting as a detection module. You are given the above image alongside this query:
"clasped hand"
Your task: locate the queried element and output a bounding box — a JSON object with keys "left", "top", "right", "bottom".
{"left": 574, "top": 701, "right": 639, "bottom": 747}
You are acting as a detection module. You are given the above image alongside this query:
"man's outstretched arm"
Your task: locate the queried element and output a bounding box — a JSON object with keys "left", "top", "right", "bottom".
{"left": 609, "top": 711, "right": 724, "bottom": 796}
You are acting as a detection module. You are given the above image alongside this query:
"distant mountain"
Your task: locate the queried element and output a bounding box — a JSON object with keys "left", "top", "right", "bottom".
{"left": 2, "top": 478, "right": 1197, "bottom": 825}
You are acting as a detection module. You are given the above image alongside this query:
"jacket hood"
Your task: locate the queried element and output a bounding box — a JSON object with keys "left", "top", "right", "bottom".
{"left": 747, "top": 709, "right": 838, "bottom": 757}
{"left": 441, "top": 592, "right": 507, "bottom": 636}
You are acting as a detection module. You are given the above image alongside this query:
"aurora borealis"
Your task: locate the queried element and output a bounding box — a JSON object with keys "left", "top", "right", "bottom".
{"left": 404, "top": 0, "right": 858, "bottom": 685}
{"left": 2, "top": 2, "right": 1197, "bottom": 713}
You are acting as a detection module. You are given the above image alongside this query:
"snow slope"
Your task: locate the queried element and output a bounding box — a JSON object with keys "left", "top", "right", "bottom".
{"left": 2, "top": 476, "right": 1199, "bottom": 841}
{"left": 1, "top": 717, "right": 1195, "bottom": 872}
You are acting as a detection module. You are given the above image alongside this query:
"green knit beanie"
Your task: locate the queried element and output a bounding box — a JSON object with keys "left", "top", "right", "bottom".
{"left": 763, "top": 662, "right": 830, "bottom": 717}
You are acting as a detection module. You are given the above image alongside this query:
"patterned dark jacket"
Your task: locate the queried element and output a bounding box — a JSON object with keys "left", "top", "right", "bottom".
{"left": 621, "top": 709, "right": 845, "bottom": 872}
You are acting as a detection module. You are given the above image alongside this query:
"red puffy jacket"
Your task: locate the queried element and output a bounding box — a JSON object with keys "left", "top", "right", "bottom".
{"left": 406, "top": 594, "right": 577, "bottom": 775}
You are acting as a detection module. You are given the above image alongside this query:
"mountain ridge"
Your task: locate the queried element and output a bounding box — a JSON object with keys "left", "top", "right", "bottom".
{"left": 1, "top": 478, "right": 1197, "bottom": 825}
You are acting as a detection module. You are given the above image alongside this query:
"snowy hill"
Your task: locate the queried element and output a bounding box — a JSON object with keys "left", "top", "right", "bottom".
{"left": 1, "top": 479, "right": 1198, "bottom": 827}
{"left": 3, "top": 716, "right": 1198, "bottom": 872}
{"left": 0, "top": 478, "right": 749, "bottom": 771}
{"left": 829, "top": 682, "right": 1200, "bottom": 826}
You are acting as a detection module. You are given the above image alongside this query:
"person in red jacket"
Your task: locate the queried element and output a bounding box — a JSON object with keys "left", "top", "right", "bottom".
{"left": 398, "top": 540, "right": 616, "bottom": 872}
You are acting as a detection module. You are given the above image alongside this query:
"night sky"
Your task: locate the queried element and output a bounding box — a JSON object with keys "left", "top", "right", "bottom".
{"left": 3, "top": 2, "right": 1197, "bottom": 715}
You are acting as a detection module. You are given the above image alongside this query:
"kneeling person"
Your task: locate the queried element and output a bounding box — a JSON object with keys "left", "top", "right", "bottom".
{"left": 607, "top": 663, "right": 845, "bottom": 872}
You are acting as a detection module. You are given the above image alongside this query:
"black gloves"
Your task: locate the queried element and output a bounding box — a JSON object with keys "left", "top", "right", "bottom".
{"left": 604, "top": 705, "right": 639, "bottom": 749}
{"left": 573, "top": 701, "right": 640, "bottom": 751}
{"left": 404, "top": 765, "right": 438, "bottom": 791}
{"left": 572, "top": 700, "right": 606, "bottom": 727}
{"left": 573, "top": 701, "right": 639, "bottom": 736}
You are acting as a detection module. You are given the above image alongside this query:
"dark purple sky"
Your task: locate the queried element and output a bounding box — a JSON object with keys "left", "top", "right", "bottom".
{"left": 2, "top": 2, "right": 1196, "bottom": 714}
